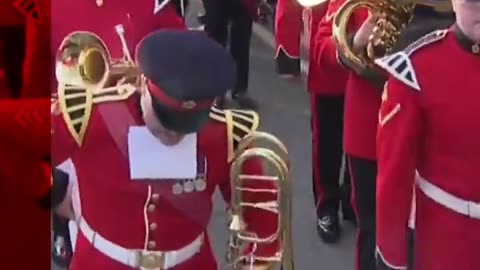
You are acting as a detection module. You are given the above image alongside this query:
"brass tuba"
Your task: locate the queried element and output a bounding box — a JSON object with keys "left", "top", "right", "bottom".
{"left": 55, "top": 25, "right": 140, "bottom": 94}
{"left": 228, "top": 131, "right": 293, "bottom": 270}
{"left": 332, "top": 0, "right": 416, "bottom": 72}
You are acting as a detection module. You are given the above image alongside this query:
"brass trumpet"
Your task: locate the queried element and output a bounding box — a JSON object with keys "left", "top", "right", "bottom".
{"left": 332, "top": 0, "right": 416, "bottom": 72}
{"left": 228, "top": 131, "right": 293, "bottom": 270}
{"left": 55, "top": 25, "right": 140, "bottom": 93}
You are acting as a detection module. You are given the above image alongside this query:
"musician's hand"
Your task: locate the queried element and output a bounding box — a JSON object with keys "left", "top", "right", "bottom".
{"left": 352, "top": 16, "right": 376, "bottom": 52}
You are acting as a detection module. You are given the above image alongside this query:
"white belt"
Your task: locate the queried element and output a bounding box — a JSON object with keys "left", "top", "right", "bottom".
{"left": 416, "top": 175, "right": 480, "bottom": 219}
{"left": 79, "top": 218, "right": 204, "bottom": 269}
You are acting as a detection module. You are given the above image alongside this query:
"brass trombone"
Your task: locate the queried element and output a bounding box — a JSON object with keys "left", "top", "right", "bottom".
{"left": 54, "top": 25, "right": 141, "bottom": 146}
{"left": 55, "top": 25, "right": 140, "bottom": 94}
{"left": 228, "top": 131, "right": 294, "bottom": 270}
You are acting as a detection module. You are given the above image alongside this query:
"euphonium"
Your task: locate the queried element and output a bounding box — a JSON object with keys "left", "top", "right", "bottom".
{"left": 227, "top": 131, "right": 294, "bottom": 270}
{"left": 332, "top": 0, "right": 416, "bottom": 72}
{"left": 55, "top": 25, "right": 140, "bottom": 94}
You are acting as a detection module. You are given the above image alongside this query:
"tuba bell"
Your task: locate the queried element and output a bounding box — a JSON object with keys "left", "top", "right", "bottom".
{"left": 55, "top": 25, "right": 140, "bottom": 94}
{"left": 227, "top": 131, "right": 294, "bottom": 270}
{"left": 332, "top": 0, "right": 416, "bottom": 72}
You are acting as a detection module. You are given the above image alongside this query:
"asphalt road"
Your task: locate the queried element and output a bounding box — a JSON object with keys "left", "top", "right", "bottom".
{"left": 52, "top": 2, "right": 356, "bottom": 269}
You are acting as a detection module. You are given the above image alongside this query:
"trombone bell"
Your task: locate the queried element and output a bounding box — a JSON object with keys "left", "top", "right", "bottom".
{"left": 55, "top": 30, "right": 139, "bottom": 91}
{"left": 227, "top": 131, "right": 294, "bottom": 270}
{"left": 78, "top": 47, "right": 108, "bottom": 85}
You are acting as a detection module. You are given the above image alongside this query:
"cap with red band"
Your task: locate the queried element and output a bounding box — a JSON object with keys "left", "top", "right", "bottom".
{"left": 135, "top": 30, "right": 236, "bottom": 133}
{"left": 146, "top": 80, "right": 214, "bottom": 112}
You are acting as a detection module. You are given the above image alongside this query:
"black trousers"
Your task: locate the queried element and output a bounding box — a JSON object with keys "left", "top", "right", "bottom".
{"left": 0, "top": 25, "right": 25, "bottom": 98}
{"left": 52, "top": 213, "right": 73, "bottom": 267}
{"left": 348, "top": 155, "right": 377, "bottom": 270}
{"left": 311, "top": 95, "right": 352, "bottom": 217}
{"left": 204, "top": 0, "right": 252, "bottom": 94}
{"left": 171, "top": 0, "right": 189, "bottom": 18}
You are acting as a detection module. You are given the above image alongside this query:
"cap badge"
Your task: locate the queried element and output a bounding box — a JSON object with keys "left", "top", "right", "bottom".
{"left": 182, "top": 101, "right": 197, "bottom": 109}
{"left": 472, "top": 44, "right": 479, "bottom": 55}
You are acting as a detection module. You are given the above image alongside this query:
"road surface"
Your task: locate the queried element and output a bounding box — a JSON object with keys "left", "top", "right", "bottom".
{"left": 53, "top": 2, "right": 356, "bottom": 269}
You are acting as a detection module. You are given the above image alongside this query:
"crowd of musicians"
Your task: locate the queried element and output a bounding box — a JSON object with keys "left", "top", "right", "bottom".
{"left": 0, "top": 0, "right": 478, "bottom": 269}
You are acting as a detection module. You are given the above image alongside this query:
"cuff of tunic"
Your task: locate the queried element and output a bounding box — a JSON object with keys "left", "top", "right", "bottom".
{"left": 275, "top": 48, "right": 301, "bottom": 76}
{"left": 375, "top": 246, "right": 408, "bottom": 270}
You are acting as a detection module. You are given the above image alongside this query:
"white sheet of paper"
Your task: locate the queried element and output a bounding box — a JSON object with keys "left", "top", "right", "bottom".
{"left": 128, "top": 126, "right": 197, "bottom": 180}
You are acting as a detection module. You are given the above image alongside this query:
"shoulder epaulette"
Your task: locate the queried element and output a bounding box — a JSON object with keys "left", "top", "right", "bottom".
{"left": 375, "top": 29, "right": 448, "bottom": 91}
{"left": 57, "top": 84, "right": 136, "bottom": 146}
{"left": 13, "top": 0, "right": 43, "bottom": 24}
{"left": 209, "top": 106, "right": 260, "bottom": 162}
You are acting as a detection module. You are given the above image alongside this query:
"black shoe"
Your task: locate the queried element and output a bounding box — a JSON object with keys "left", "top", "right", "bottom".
{"left": 232, "top": 92, "right": 258, "bottom": 110}
{"left": 197, "top": 13, "right": 207, "bottom": 25}
{"left": 316, "top": 214, "right": 341, "bottom": 244}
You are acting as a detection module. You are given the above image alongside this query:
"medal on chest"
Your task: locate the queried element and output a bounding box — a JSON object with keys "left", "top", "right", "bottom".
{"left": 170, "top": 157, "right": 208, "bottom": 195}
{"left": 171, "top": 176, "right": 207, "bottom": 194}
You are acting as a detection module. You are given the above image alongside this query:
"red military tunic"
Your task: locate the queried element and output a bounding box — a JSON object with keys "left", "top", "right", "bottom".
{"left": 21, "top": 0, "right": 185, "bottom": 98}
{"left": 327, "top": 4, "right": 369, "bottom": 158}
{"left": 375, "top": 28, "right": 480, "bottom": 270}
{"left": 0, "top": 99, "right": 51, "bottom": 269}
{"left": 305, "top": 4, "right": 327, "bottom": 91}
{"left": 274, "top": 0, "right": 304, "bottom": 75}
{"left": 342, "top": 7, "right": 454, "bottom": 160}
{"left": 52, "top": 91, "right": 279, "bottom": 269}
{"left": 310, "top": 0, "right": 366, "bottom": 95}
{"left": 274, "top": 0, "right": 327, "bottom": 78}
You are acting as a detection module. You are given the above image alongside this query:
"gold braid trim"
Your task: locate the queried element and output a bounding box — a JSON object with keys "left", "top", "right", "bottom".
{"left": 209, "top": 106, "right": 260, "bottom": 162}
{"left": 56, "top": 84, "right": 136, "bottom": 146}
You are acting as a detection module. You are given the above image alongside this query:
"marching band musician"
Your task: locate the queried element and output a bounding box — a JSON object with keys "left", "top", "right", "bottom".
{"left": 204, "top": 0, "right": 261, "bottom": 109}
{"left": 51, "top": 30, "right": 279, "bottom": 270}
{"left": 334, "top": 1, "right": 455, "bottom": 270}
{"left": 375, "top": 0, "right": 480, "bottom": 269}
{"left": 20, "top": 0, "right": 185, "bottom": 98}
{"left": 274, "top": 0, "right": 306, "bottom": 77}
{"left": 306, "top": 0, "right": 356, "bottom": 244}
